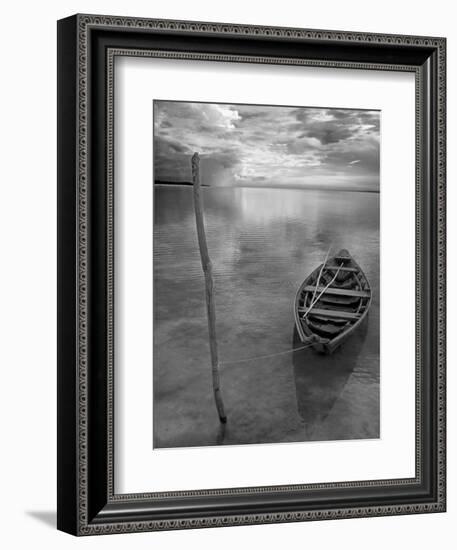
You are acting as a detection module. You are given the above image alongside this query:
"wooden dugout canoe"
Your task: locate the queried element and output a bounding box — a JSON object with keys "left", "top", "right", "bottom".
{"left": 294, "top": 249, "right": 371, "bottom": 354}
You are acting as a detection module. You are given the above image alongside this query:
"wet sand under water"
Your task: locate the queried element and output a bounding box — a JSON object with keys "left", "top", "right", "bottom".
{"left": 153, "top": 185, "right": 380, "bottom": 448}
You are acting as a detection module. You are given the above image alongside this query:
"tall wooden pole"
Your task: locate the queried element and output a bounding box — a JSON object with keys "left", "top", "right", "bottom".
{"left": 191, "top": 153, "right": 227, "bottom": 423}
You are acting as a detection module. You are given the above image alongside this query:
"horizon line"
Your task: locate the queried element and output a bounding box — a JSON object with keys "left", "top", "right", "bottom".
{"left": 154, "top": 180, "right": 380, "bottom": 193}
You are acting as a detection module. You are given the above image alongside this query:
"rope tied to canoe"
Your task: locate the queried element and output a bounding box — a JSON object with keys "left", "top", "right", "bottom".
{"left": 309, "top": 244, "right": 332, "bottom": 308}
{"left": 301, "top": 261, "right": 345, "bottom": 320}
{"left": 219, "top": 251, "right": 343, "bottom": 367}
{"left": 219, "top": 341, "right": 316, "bottom": 366}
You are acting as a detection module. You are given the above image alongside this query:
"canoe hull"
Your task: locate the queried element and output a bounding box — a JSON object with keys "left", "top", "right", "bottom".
{"left": 294, "top": 249, "right": 371, "bottom": 354}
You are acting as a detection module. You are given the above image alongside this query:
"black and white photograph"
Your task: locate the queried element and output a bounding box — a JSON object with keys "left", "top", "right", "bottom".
{"left": 153, "top": 100, "right": 380, "bottom": 449}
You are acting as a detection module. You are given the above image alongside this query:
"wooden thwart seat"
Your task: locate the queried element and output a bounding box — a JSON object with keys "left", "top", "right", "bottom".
{"left": 324, "top": 266, "right": 358, "bottom": 272}
{"left": 303, "top": 285, "right": 370, "bottom": 298}
{"left": 333, "top": 255, "right": 352, "bottom": 262}
{"left": 297, "top": 307, "right": 361, "bottom": 320}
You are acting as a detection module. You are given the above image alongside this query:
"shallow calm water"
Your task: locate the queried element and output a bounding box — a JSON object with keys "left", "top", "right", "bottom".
{"left": 153, "top": 185, "right": 380, "bottom": 448}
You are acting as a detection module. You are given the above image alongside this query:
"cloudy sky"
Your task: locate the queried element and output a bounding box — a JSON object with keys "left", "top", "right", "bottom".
{"left": 153, "top": 101, "right": 380, "bottom": 192}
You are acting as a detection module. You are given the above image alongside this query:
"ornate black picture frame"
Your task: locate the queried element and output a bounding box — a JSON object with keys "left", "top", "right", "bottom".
{"left": 57, "top": 14, "right": 446, "bottom": 535}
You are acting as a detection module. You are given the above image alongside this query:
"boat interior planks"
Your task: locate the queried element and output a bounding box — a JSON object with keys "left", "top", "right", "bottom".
{"left": 294, "top": 249, "right": 372, "bottom": 354}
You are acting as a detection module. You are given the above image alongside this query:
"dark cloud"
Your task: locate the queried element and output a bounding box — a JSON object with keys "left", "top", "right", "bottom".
{"left": 292, "top": 108, "right": 379, "bottom": 146}
{"left": 298, "top": 126, "right": 353, "bottom": 145}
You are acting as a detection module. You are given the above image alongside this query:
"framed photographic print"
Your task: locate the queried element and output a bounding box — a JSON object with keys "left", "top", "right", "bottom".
{"left": 57, "top": 14, "right": 446, "bottom": 535}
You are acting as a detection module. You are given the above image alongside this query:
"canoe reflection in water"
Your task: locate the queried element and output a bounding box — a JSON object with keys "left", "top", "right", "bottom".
{"left": 292, "top": 319, "right": 376, "bottom": 441}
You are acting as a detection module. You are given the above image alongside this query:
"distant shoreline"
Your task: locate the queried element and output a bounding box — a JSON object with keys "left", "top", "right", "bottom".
{"left": 154, "top": 180, "right": 379, "bottom": 194}
{"left": 155, "top": 180, "right": 210, "bottom": 187}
